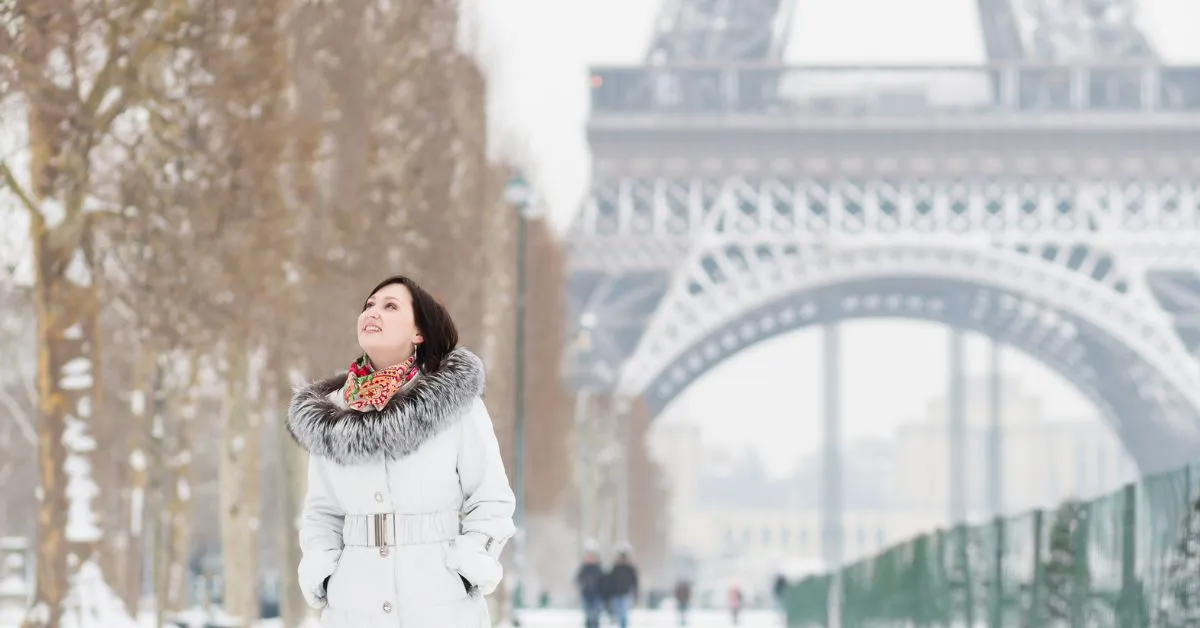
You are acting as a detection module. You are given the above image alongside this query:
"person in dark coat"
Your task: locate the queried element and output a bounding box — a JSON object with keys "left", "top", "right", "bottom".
{"left": 604, "top": 548, "right": 639, "bottom": 628}
{"left": 575, "top": 545, "right": 605, "bottom": 628}
{"left": 772, "top": 573, "right": 788, "bottom": 612}
{"left": 673, "top": 578, "right": 692, "bottom": 626}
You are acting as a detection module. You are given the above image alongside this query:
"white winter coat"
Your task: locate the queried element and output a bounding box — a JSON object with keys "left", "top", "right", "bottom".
{"left": 287, "top": 348, "right": 516, "bottom": 627}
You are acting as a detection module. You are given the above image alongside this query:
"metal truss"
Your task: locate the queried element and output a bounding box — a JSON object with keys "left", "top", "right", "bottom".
{"left": 1019, "top": 0, "right": 1156, "bottom": 62}
{"left": 588, "top": 62, "right": 1200, "bottom": 115}
{"left": 564, "top": 271, "right": 671, "bottom": 390}
{"left": 571, "top": 177, "right": 1200, "bottom": 273}
{"left": 610, "top": 238, "right": 1200, "bottom": 470}
{"left": 641, "top": 0, "right": 1156, "bottom": 66}
{"left": 1147, "top": 271, "right": 1200, "bottom": 353}
{"left": 976, "top": 0, "right": 1026, "bottom": 61}
{"left": 644, "top": 0, "right": 791, "bottom": 64}
{"left": 641, "top": 0, "right": 1154, "bottom": 65}
{"left": 608, "top": 0, "right": 1172, "bottom": 115}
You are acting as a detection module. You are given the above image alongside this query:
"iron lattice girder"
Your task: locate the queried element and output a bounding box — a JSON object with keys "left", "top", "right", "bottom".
{"left": 612, "top": 241, "right": 1200, "bottom": 466}
{"left": 571, "top": 177, "right": 1200, "bottom": 273}
{"left": 588, "top": 62, "right": 1200, "bottom": 117}
{"left": 645, "top": 0, "right": 789, "bottom": 63}
{"left": 976, "top": 0, "right": 1026, "bottom": 61}
{"left": 1020, "top": 0, "right": 1156, "bottom": 62}
{"left": 643, "top": 0, "right": 1155, "bottom": 65}
{"left": 619, "top": 277, "right": 1193, "bottom": 468}
{"left": 565, "top": 271, "right": 671, "bottom": 389}
{"left": 1147, "top": 271, "right": 1200, "bottom": 352}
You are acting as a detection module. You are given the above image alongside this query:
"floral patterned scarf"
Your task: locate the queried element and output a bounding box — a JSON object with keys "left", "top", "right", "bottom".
{"left": 342, "top": 353, "right": 419, "bottom": 412}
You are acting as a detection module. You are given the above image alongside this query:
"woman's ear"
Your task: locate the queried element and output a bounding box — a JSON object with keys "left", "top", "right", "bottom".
{"left": 414, "top": 334, "right": 424, "bottom": 345}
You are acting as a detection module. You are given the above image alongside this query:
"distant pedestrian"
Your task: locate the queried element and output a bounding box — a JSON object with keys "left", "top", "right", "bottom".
{"left": 605, "top": 546, "right": 639, "bottom": 628}
{"left": 575, "top": 543, "right": 605, "bottom": 628}
{"left": 729, "top": 582, "right": 744, "bottom": 625}
{"left": 673, "top": 578, "right": 692, "bottom": 626}
{"left": 772, "top": 573, "right": 788, "bottom": 613}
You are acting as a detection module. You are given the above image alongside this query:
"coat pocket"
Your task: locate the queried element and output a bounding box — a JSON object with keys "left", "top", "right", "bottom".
{"left": 444, "top": 534, "right": 503, "bottom": 596}
{"left": 438, "top": 542, "right": 476, "bottom": 602}
{"left": 392, "top": 542, "right": 469, "bottom": 605}
{"left": 324, "top": 547, "right": 392, "bottom": 611}
{"left": 324, "top": 559, "right": 343, "bottom": 607}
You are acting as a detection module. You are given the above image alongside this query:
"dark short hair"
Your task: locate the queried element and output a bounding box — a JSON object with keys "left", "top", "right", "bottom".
{"left": 363, "top": 275, "right": 458, "bottom": 372}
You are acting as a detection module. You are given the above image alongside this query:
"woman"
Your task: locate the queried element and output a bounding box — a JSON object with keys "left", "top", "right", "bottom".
{"left": 288, "top": 275, "right": 516, "bottom": 627}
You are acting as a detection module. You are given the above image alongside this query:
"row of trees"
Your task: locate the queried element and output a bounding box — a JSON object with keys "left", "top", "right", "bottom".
{"left": 0, "top": 0, "right": 672, "bottom": 626}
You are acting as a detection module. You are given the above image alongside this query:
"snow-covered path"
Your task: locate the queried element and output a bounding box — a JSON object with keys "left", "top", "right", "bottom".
{"left": 502, "top": 609, "right": 785, "bottom": 627}
{"left": 262, "top": 609, "right": 785, "bottom": 628}
{"left": 2, "top": 608, "right": 786, "bottom": 628}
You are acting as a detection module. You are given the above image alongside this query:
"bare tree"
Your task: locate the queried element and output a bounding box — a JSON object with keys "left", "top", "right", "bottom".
{"left": 273, "top": 3, "right": 329, "bottom": 623}
{"left": 627, "top": 399, "right": 670, "bottom": 586}
{"left": 0, "top": 1, "right": 197, "bottom": 623}
{"left": 525, "top": 219, "right": 574, "bottom": 515}
{"left": 520, "top": 218, "right": 578, "bottom": 596}
{"left": 192, "top": 0, "right": 292, "bottom": 622}
{"left": 70, "top": 0, "right": 293, "bottom": 619}
{"left": 0, "top": 2, "right": 576, "bottom": 626}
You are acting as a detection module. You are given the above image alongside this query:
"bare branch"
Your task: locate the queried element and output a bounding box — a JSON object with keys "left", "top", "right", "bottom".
{"left": 93, "top": 3, "right": 190, "bottom": 134}
{"left": 0, "top": 386, "right": 36, "bottom": 447}
{"left": 82, "top": 0, "right": 156, "bottom": 118}
{"left": 0, "top": 159, "right": 38, "bottom": 216}
{"left": 17, "top": 353, "right": 35, "bottom": 409}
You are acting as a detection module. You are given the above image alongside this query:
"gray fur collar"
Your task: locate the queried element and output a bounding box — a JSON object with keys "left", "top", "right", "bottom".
{"left": 287, "top": 348, "right": 485, "bottom": 465}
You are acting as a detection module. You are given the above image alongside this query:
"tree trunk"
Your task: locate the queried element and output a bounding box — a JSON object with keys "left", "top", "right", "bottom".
{"left": 277, "top": 374, "right": 309, "bottom": 627}
{"left": 118, "top": 343, "right": 157, "bottom": 614}
{"left": 280, "top": 6, "right": 325, "bottom": 623}
{"left": 148, "top": 379, "right": 166, "bottom": 628}
{"left": 627, "top": 398, "right": 670, "bottom": 584}
{"left": 23, "top": 114, "right": 104, "bottom": 628}
{"left": 477, "top": 165, "right": 518, "bottom": 469}
{"left": 161, "top": 355, "right": 199, "bottom": 619}
{"left": 219, "top": 347, "right": 261, "bottom": 625}
{"left": 525, "top": 220, "right": 572, "bottom": 516}
{"left": 9, "top": 1, "right": 200, "bottom": 624}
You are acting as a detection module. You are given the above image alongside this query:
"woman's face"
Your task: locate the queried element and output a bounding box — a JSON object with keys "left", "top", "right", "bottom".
{"left": 357, "top": 283, "right": 423, "bottom": 368}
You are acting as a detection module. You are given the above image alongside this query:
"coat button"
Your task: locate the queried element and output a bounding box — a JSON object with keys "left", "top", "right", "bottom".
{"left": 382, "top": 601, "right": 393, "bottom": 613}
{"left": 374, "top": 492, "right": 384, "bottom": 502}
{"left": 379, "top": 546, "right": 389, "bottom": 557}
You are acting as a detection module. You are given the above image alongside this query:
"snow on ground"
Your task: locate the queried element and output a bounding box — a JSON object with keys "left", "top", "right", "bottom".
{"left": 254, "top": 608, "right": 785, "bottom": 628}
{"left": 497, "top": 608, "right": 786, "bottom": 627}
{"left": 58, "top": 561, "right": 138, "bottom": 628}
{"left": 2, "top": 607, "right": 785, "bottom": 628}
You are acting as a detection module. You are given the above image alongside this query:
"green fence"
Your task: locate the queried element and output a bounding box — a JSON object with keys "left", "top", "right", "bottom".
{"left": 787, "top": 463, "right": 1200, "bottom": 627}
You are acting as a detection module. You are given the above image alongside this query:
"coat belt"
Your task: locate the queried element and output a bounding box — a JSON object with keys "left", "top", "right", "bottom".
{"left": 342, "top": 510, "right": 460, "bottom": 547}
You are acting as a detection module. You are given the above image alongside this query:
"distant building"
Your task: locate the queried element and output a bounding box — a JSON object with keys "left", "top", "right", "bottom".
{"left": 892, "top": 376, "right": 1136, "bottom": 518}
{"left": 649, "top": 376, "right": 1137, "bottom": 601}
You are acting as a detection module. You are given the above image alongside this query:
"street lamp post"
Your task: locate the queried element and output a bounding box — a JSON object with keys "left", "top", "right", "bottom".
{"left": 572, "top": 313, "right": 597, "bottom": 552}
{"left": 504, "top": 174, "right": 539, "bottom": 618}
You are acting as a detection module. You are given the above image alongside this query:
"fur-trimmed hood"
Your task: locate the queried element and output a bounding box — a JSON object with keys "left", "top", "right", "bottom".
{"left": 287, "top": 348, "right": 485, "bottom": 466}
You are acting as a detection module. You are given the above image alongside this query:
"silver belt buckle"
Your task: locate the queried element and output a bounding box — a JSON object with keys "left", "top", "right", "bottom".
{"left": 371, "top": 513, "right": 392, "bottom": 547}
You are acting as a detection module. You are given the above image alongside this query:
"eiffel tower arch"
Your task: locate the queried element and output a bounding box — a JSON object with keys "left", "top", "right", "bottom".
{"left": 573, "top": 152, "right": 1200, "bottom": 468}
{"left": 610, "top": 173, "right": 1200, "bottom": 461}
